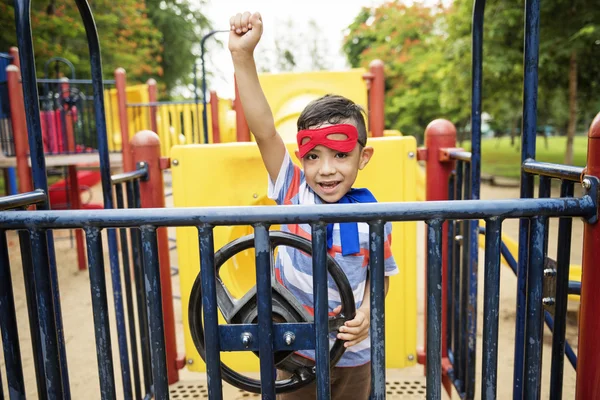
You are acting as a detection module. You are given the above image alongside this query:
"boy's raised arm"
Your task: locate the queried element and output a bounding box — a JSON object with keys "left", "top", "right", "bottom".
{"left": 229, "top": 12, "right": 286, "bottom": 182}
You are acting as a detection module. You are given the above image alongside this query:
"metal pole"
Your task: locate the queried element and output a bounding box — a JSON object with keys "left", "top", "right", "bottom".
{"left": 200, "top": 30, "right": 229, "bottom": 144}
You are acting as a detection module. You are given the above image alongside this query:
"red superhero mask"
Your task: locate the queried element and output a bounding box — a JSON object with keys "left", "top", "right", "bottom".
{"left": 296, "top": 124, "right": 360, "bottom": 158}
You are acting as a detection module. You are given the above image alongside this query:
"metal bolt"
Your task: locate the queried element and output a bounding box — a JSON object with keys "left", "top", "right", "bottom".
{"left": 543, "top": 268, "right": 556, "bottom": 277}
{"left": 139, "top": 161, "right": 147, "bottom": 168}
{"left": 253, "top": 193, "right": 258, "bottom": 199}
{"left": 408, "top": 151, "right": 415, "bottom": 159}
{"left": 582, "top": 178, "right": 592, "bottom": 190}
{"left": 284, "top": 332, "right": 295, "bottom": 346}
{"left": 186, "top": 358, "right": 194, "bottom": 365}
{"left": 455, "top": 235, "right": 463, "bottom": 244}
{"left": 542, "top": 297, "right": 555, "bottom": 306}
{"left": 241, "top": 332, "right": 253, "bottom": 349}
{"left": 172, "top": 159, "right": 179, "bottom": 166}
{"left": 407, "top": 354, "right": 415, "bottom": 361}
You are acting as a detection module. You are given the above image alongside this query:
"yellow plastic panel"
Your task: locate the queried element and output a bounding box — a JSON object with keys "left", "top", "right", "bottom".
{"left": 258, "top": 69, "right": 369, "bottom": 143}
{"left": 171, "top": 136, "right": 418, "bottom": 372}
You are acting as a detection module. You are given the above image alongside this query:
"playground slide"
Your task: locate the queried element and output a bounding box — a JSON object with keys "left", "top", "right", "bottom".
{"left": 48, "top": 170, "right": 103, "bottom": 209}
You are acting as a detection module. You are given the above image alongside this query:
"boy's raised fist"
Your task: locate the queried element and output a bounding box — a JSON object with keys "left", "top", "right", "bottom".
{"left": 228, "top": 12, "right": 263, "bottom": 55}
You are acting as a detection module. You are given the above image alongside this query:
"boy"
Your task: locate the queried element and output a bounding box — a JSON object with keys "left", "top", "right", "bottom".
{"left": 229, "top": 11, "right": 398, "bottom": 399}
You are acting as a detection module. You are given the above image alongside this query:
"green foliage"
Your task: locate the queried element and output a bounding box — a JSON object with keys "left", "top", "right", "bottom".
{"left": 342, "top": 2, "right": 447, "bottom": 141}
{"left": 0, "top": 0, "right": 162, "bottom": 83}
{"left": 0, "top": 0, "right": 213, "bottom": 96}
{"left": 343, "top": 0, "right": 600, "bottom": 144}
{"left": 145, "top": 0, "right": 212, "bottom": 95}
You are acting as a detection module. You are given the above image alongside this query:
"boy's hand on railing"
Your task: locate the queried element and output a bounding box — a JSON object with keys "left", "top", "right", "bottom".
{"left": 333, "top": 305, "right": 370, "bottom": 348}
{"left": 229, "top": 12, "right": 263, "bottom": 56}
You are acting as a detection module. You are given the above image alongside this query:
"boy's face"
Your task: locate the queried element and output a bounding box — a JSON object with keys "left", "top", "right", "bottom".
{"left": 295, "top": 121, "right": 373, "bottom": 203}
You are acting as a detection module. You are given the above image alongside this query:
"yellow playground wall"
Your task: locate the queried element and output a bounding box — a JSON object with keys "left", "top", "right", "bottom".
{"left": 104, "top": 83, "right": 149, "bottom": 152}
{"left": 257, "top": 68, "right": 369, "bottom": 143}
{"left": 104, "top": 85, "right": 238, "bottom": 157}
{"left": 171, "top": 135, "right": 419, "bottom": 373}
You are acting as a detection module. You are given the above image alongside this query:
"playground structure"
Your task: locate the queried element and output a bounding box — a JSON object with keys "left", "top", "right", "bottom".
{"left": 0, "top": 0, "right": 599, "bottom": 399}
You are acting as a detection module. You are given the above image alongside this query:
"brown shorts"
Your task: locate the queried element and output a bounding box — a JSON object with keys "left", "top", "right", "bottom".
{"left": 276, "top": 363, "right": 371, "bottom": 400}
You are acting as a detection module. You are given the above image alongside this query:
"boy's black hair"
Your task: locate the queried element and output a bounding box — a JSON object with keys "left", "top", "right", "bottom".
{"left": 297, "top": 94, "right": 368, "bottom": 147}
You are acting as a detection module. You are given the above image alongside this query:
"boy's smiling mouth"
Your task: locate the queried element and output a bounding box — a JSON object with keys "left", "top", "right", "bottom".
{"left": 318, "top": 181, "right": 341, "bottom": 193}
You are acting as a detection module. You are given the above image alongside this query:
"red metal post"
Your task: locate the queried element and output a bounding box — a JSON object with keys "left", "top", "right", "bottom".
{"left": 6, "top": 64, "right": 32, "bottom": 194}
{"left": 61, "top": 77, "right": 86, "bottom": 271}
{"left": 115, "top": 68, "right": 133, "bottom": 172}
{"left": 131, "top": 130, "right": 179, "bottom": 384}
{"left": 9, "top": 47, "right": 21, "bottom": 69}
{"left": 234, "top": 75, "right": 250, "bottom": 142}
{"left": 417, "top": 119, "right": 456, "bottom": 395}
{"left": 369, "top": 59, "right": 385, "bottom": 138}
{"left": 209, "top": 90, "right": 221, "bottom": 143}
{"left": 147, "top": 79, "right": 158, "bottom": 135}
{"left": 576, "top": 111, "right": 600, "bottom": 399}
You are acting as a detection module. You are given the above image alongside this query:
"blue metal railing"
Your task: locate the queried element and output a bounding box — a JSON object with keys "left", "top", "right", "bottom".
{"left": 0, "top": 190, "right": 47, "bottom": 399}
{"left": 0, "top": 194, "right": 596, "bottom": 399}
{"left": 445, "top": 148, "right": 588, "bottom": 399}
{"left": 110, "top": 165, "right": 150, "bottom": 399}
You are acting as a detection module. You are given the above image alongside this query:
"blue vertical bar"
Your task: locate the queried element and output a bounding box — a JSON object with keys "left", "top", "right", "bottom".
{"left": 254, "top": 224, "right": 276, "bottom": 399}
{"left": 131, "top": 180, "right": 153, "bottom": 393}
{"left": 6, "top": 168, "right": 17, "bottom": 195}
{"left": 17, "top": 230, "right": 47, "bottom": 397}
{"left": 523, "top": 217, "right": 546, "bottom": 398}
{"left": 426, "top": 220, "right": 443, "bottom": 400}
{"left": 29, "top": 229, "right": 63, "bottom": 399}
{"left": 469, "top": 2, "right": 485, "bottom": 392}
{"left": 46, "top": 230, "right": 70, "bottom": 400}
{"left": 446, "top": 175, "right": 455, "bottom": 354}
{"left": 71, "top": 2, "right": 133, "bottom": 396}
{"left": 116, "top": 183, "right": 142, "bottom": 400}
{"left": 550, "top": 181, "right": 574, "bottom": 399}
{"left": 12, "top": 1, "right": 68, "bottom": 395}
{"left": 514, "top": 0, "right": 540, "bottom": 396}
{"left": 470, "top": 0, "right": 485, "bottom": 204}
{"left": 538, "top": 176, "right": 551, "bottom": 254}
{"left": 12, "top": 0, "right": 49, "bottom": 195}
{"left": 460, "top": 162, "right": 471, "bottom": 394}
{"left": 481, "top": 218, "right": 502, "bottom": 400}
{"left": 0, "top": 230, "right": 26, "bottom": 398}
{"left": 198, "top": 225, "right": 223, "bottom": 400}
{"left": 369, "top": 222, "right": 386, "bottom": 400}
{"left": 140, "top": 227, "right": 169, "bottom": 400}
{"left": 453, "top": 162, "right": 463, "bottom": 388}
{"left": 84, "top": 227, "right": 117, "bottom": 400}
{"left": 106, "top": 226, "right": 132, "bottom": 400}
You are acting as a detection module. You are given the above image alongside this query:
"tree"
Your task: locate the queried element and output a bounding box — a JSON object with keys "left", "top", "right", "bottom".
{"left": 144, "top": 0, "right": 212, "bottom": 96}
{"left": 438, "top": 0, "right": 599, "bottom": 161}
{"left": 307, "top": 19, "right": 330, "bottom": 71}
{"left": 254, "top": 18, "right": 331, "bottom": 74}
{"left": 538, "top": 0, "right": 600, "bottom": 164}
{"left": 342, "top": 1, "right": 448, "bottom": 141}
{"left": 0, "top": 0, "right": 162, "bottom": 83}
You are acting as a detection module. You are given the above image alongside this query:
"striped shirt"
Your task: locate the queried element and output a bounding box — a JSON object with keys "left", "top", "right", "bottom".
{"left": 267, "top": 150, "right": 399, "bottom": 367}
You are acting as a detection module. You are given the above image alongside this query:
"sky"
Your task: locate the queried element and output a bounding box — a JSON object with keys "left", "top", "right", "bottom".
{"left": 197, "top": 0, "right": 389, "bottom": 99}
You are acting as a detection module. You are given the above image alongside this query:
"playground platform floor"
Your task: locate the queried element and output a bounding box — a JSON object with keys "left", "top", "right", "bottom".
{"left": 171, "top": 366, "right": 437, "bottom": 399}
{"left": 0, "top": 152, "right": 123, "bottom": 168}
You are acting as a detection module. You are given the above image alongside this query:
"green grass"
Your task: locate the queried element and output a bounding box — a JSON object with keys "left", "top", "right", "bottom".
{"left": 462, "top": 136, "right": 589, "bottom": 180}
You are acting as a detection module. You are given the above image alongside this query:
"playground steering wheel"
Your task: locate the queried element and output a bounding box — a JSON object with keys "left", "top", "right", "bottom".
{"left": 188, "top": 231, "right": 356, "bottom": 394}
